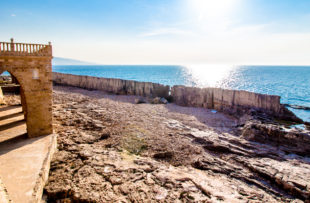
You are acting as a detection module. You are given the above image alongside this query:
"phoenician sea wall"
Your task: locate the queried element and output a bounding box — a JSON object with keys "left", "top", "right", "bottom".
{"left": 52, "top": 72, "right": 170, "bottom": 98}
{"left": 53, "top": 72, "right": 301, "bottom": 122}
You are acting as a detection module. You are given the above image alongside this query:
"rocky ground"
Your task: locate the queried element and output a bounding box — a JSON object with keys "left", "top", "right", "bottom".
{"left": 36, "top": 85, "right": 310, "bottom": 202}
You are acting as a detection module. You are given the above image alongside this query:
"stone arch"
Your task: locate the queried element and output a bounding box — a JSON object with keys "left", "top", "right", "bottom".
{"left": 0, "top": 40, "right": 53, "bottom": 137}
{"left": 0, "top": 70, "right": 27, "bottom": 121}
{"left": 0, "top": 58, "right": 53, "bottom": 137}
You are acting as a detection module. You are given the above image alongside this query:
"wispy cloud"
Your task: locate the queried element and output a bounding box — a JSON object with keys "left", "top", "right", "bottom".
{"left": 139, "top": 27, "right": 196, "bottom": 37}
{"left": 228, "top": 23, "right": 269, "bottom": 36}
{"left": 11, "top": 14, "right": 16, "bottom": 17}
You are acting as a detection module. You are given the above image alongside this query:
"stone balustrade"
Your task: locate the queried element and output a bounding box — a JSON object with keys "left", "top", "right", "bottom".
{"left": 0, "top": 38, "right": 52, "bottom": 57}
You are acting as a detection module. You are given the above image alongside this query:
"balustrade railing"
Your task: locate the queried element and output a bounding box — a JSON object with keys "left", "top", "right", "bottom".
{"left": 0, "top": 39, "right": 52, "bottom": 57}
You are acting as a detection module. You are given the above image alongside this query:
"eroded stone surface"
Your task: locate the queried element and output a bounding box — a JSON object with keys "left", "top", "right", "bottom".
{"left": 45, "top": 86, "right": 310, "bottom": 202}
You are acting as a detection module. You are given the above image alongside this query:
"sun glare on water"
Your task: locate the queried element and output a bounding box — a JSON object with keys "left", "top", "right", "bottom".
{"left": 185, "top": 64, "right": 236, "bottom": 87}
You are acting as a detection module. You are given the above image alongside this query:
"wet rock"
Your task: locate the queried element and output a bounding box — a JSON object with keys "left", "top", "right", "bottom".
{"left": 285, "top": 104, "right": 310, "bottom": 111}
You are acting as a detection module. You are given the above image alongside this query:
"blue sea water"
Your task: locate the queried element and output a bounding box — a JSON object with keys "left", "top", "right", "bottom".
{"left": 53, "top": 65, "right": 310, "bottom": 122}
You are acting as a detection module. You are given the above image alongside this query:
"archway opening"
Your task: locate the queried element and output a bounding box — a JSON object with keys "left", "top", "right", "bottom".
{"left": 0, "top": 71, "right": 27, "bottom": 142}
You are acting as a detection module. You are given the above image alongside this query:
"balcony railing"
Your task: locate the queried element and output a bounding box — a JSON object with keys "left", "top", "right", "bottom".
{"left": 0, "top": 38, "right": 52, "bottom": 57}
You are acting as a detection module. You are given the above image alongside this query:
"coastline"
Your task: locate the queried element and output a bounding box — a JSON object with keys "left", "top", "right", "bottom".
{"left": 43, "top": 85, "right": 310, "bottom": 202}
{"left": 53, "top": 65, "right": 310, "bottom": 123}
{"left": 52, "top": 72, "right": 303, "bottom": 124}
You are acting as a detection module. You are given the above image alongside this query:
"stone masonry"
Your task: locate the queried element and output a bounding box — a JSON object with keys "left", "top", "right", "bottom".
{"left": 52, "top": 72, "right": 301, "bottom": 122}
{"left": 0, "top": 38, "right": 53, "bottom": 137}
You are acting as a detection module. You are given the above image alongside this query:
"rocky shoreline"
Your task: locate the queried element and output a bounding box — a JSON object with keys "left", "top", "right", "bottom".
{"left": 40, "top": 85, "right": 310, "bottom": 202}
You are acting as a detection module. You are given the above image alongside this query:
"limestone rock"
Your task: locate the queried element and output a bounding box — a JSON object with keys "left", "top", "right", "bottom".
{"left": 45, "top": 86, "right": 310, "bottom": 202}
{"left": 134, "top": 97, "right": 147, "bottom": 104}
{"left": 160, "top": 97, "right": 168, "bottom": 104}
{"left": 152, "top": 97, "right": 168, "bottom": 104}
{"left": 242, "top": 121, "right": 310, "bottom": 156}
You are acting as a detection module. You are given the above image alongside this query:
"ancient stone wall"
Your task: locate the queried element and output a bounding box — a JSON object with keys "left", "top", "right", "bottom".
{"left": 52, "top": 73, "right": 300, "bottom": 121}
{"left": 53, "top": 72, "right": 170, "bottom": 98}
{"left": 171, "top": 85, "right": 282, "bottom": 113}
{"left": 170, "top": 85, "right": 300, "bottom": 121}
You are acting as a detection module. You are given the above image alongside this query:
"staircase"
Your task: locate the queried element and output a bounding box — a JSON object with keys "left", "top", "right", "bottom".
{"left": 0, "top": 105, "right": 57, "bottom": 203}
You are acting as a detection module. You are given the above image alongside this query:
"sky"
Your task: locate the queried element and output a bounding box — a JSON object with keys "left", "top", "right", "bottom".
{"left": 1, "top": 0, "right": 310, "bottom": 65}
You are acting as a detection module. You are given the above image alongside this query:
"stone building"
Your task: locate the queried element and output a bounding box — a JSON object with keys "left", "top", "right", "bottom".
{"left": 0, "top": 38, "right": 53, "bottom": 137}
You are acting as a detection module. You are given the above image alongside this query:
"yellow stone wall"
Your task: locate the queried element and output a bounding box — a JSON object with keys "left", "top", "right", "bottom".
{"left": 0, "top": 56, "right": 53, "bottom": 137}
{"left": 0, "top": 87, "right": 4, "bottom": 105}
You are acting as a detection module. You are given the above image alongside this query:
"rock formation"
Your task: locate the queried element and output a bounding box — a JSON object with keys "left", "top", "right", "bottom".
{"left": 44, "top": 86, "right": 310, "bottom": 202}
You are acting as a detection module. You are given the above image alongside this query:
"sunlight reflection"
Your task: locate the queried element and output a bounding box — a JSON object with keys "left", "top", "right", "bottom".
{"left": 185, "top": 64, "right": 236, "bottom": 87}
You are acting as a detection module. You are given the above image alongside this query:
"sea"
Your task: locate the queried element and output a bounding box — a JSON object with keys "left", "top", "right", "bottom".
{"left": 53, "top": 65, "right": 310, "bottom": 122}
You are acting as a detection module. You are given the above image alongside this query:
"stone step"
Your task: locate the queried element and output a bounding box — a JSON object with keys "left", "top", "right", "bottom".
{"left": 0, "top": 123, "right": 27, "bottom": 143}
{"left": 0, "top": 115, "right": 25, "bottom": 131}
{"left": 0, "top": 105, "right": 26, "bottom": 144}
{"left": 0, "top": 105, "right": 23, "bottom": 117}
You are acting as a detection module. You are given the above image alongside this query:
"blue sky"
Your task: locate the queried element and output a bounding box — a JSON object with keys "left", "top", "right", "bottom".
{"left": 1, "top": 0, "right": 310, "bottom": 65}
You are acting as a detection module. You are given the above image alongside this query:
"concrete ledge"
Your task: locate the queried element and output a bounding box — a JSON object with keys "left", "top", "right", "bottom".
{"left": 32, "top": 134, "right": 57, "bottom": 203}
{"left": 0, "top": 176, "right": 11, "bottom": 203}
{"left": 0, "top": 134, "right": 57, "bottom": 203}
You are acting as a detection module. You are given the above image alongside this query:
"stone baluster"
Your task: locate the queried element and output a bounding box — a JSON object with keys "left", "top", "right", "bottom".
{"left": 10, "top": 38, "right": 14, "bottom": 52}
{"left": 0, "top": 40, "right": 52, "bottom": 56}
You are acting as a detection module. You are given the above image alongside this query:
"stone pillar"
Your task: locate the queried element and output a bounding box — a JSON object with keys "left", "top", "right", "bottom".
{"left": 20, "top": 87, "right": 27, "bottom": 120}
{"left": 25, "top": 91, "right": 53, "bottom": 137}
{"left": 10, "top": 38, "right": 14, "bottom": 52}
{"left": 24, "top": 64, "right": 53, "bottom": 137}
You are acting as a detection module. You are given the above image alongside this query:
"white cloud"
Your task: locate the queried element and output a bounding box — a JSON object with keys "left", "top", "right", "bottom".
{"left": 11, "top": 14, "right": 16, "bottom": 17}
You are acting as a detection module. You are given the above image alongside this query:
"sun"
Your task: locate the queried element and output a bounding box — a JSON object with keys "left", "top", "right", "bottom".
{"left": 188, "top": 0, "right": 238, "bottom": 21}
